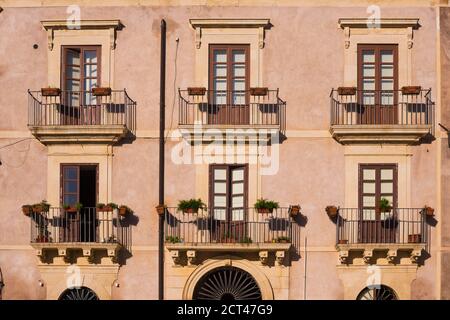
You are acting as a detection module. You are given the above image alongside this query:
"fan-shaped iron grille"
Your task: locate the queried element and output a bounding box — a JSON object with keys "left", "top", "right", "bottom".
{"left": 59, "top": 286, "right": 99, "bottom": 300}
{"left": 193, "top": 266, "right": 262, "bottom": 300}
{"left": 357, "top": 285, "right": 398, "bottom": 300}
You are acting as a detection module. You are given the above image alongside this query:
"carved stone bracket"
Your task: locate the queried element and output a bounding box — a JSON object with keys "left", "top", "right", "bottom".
{"left": 363, "top": 250, "right": 373, "bottom": 263}
{"left": 171, "top": 250, "right": 180, "bottom": 265}
{"left": 344, "top": 27, "right": 350, "bottom": 49}
{"left": 259, "top": 251, "right": 269, "bottom": 265}
{"left": 410, "top": 249, "right": 422, "bottom": 263}
{"left": 275, "top": 251, "right": 285, "bottom": 266}
{"left": 387, "top": 249, "right": 397, "bottom": 262}
{"left": 339, "top": 250, "right": 349, "bottom": 263}
{"left": 407, "top": 26, "right": 414, "bottom": 49}
{"left": 187, "top": 250, "right": 197, "bottom": 266}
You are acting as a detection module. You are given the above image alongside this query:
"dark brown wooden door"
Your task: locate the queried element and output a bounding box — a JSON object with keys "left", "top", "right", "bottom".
{"left": 209, "top": 45, "right": 250, "bottom": 125}
{"left": 60, "top": 164, "right": 98, "bottom": 242}
{"left": 61, "top": 46, "right": 101, "bottom": 125}
{"left": 209, "top": 165, "right": 248, "bottom": 242}
{"left": 359, "top": 164, "right": 398, "bottom": 243}
{"left": 358, "top": 44, "right": 398, "bottom": 124}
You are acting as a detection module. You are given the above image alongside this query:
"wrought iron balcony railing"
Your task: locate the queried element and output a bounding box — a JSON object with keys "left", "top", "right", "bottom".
{"left": 178, "top": 89, "right": 286, "bottom": 133}
{"left": 28, "top": 89, "right": 136, "bottom": 133}
{"left": 336, "top": 208, "right": 429, "bottom": 245}
{"left": 330, "top": 88, "right": 434, "bottom": 132}
{"left": 164, "top": 207, "right": 295, "bottom": 245}
{"left": 30, "top": 207, "right": 128, "bottom": 245}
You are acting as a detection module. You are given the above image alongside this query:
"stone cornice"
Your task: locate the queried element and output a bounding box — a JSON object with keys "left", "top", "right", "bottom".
{"left": 338, "top": 18, "right": 420, "bottom": 29}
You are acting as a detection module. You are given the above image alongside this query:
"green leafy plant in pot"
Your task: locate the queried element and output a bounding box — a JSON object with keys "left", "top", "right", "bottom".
{"left": 254, "top": 199, "right": 279, "bottom": 213}
{"left": 177, "top": 198, "right": 206, "bottom": 213}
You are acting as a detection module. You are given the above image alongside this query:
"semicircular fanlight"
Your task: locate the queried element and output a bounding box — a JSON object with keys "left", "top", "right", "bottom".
{"left": 59, "top": 286, "right": 99, "bottom": 300}
{"left": 193, "top": 266, "right": 262, "bottom": 300}
{"left": 357, "top": 285, "right": 398, "bottom": 300}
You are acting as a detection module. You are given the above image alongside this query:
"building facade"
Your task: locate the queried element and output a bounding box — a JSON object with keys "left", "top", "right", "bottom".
{"left": 0, "top": 0, "right": 448, "bottom": 300}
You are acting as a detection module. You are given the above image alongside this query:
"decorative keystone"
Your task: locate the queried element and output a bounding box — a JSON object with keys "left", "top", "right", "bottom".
{"left": 187, "top": 250, "right": 197, "bottom": 266}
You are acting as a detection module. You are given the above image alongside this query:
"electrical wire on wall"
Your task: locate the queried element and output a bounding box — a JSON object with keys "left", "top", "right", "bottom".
{"left": 164, "top": 37, "right": 179, "bottom": 143}
{"left": 0, "top": 138, "right": 33, "bottom": 168}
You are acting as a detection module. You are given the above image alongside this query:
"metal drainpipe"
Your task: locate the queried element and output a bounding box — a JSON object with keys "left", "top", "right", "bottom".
{"left": 158, "top": 19, "right": 166, "bottom": 301}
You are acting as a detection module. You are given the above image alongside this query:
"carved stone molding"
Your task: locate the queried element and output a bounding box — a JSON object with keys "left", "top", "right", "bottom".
{"left": 171, "top": 250, "right": 180, "bottom": 265}
{"left": 41, "top": 20, "right": 123, "bottom": 51}
{"left": 187, "top": 250, "right": 197, "bottom": 266}
{"left": 275, "top": 251, "right": 285, "bottom": 266}
{"left": 259, "top": 251, "right": 269, "bottom": 265}
{"left": 387, "top": 249, "right": 397, "bottom": 262}
{"left": 189, "top": 19, "right": 271, "bottom": 49}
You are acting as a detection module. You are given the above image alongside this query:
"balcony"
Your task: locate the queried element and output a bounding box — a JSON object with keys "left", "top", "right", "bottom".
{"left": 335, "top": 208, "right": 430, "bottom": 265}
{"left": 164, "top": 207, "right": 296, "bottom": 266}
{"left": 330, "top": 88, "right": 434, "bottom": 144}
{"left": 28, "top": 89, "right": 136, "bottom": 144}
{"left": 29, "top": 207, "right": 129, "bottom": 264}
{"left": 178, "top": 88, "right": 286, "bottom": 143}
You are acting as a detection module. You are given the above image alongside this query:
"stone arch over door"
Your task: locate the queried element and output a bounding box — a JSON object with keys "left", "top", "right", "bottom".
{"left": 182, "top": 255, "right": 274, "bottom": 300}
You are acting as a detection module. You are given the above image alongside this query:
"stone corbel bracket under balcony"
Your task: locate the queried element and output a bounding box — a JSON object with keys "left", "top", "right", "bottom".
{"left": 330, "top": 125, "right": 432, "bottom": 145}
{"left": 31, "top": 242, "right": 121, "bottom": 265}
{"left": 336, "top": 243, "right": 426, "bottom": 265}
{"left": 166, "top": 243, "right": 291, "bottom": 267}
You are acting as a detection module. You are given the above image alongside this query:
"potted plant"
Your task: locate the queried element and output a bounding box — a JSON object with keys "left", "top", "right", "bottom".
{"left": 32, "top": 200, "right": 50, "bottom": 213}
{"left": 288, "top": 205, "right": 301, "bottom": 217}
{"left": 177, "top": 198, "right": 206, "bottom": 213}
{"left": 35, "top": 235, "right": 52, "bottom": 243}
{"left": 423, "top": 205, "right": 435, "bottom": 217}
{"left": 337, "top": 86, "right": 357, "bottom": 95}
{"left": 96, "top": 203, "right": 108, "bottom": 212}
{"left": 275, "top": 236, "right": 290, "bottom": 243}
{"left": 240, "top": 236, "right": 253, "bottom": 244}
{"left": 408, "top": 234, "right": 422, "bottom": 243}
{"left": 326, "top": 205, "right": 338, "bottom": 218}
{"left": 119, "top": 205, "right": 133, "bottom": 216}
{"left": 165, "top": 236, "right": 182, "bottom": 244}
{"left": 337, "top": 239, "right": 348, "bottom": 244}
{"left": 401, "top": 86, "right": 421, "bottom": 95}
{"left": 64, "top": 203, "right": 83, "bottom": 213}
{"left": 41, "top": 87, "right": 61, "bottom": 96}
{"left": 187, "top": 87, "right": 206, "bottom": 96}
{"left": 92, "top": 87, "right": 112, "bottom": 96}
{"left": 107, "top": 202, "right": 119, "bottom": 210}
{"left": 379, "top": 198, "right": 392, "bottom": 213}
{"left": 249, "top": 87, "right": 268, "bottom": 96}
{"left": 254, "top": 198, "right": 279, "bottom": 213}
{"left": 156, "top": 204, "right": 167, "bottom": 215}
{"left": 22, "top": 204, "right": 33, "bottom": 216}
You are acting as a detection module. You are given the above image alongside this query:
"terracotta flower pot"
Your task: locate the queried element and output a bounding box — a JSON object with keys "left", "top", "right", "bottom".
{"left": 289, "top": 205, "right": 301, "bottom": 217}
{"left": 326, "top": 206, "right": 338, "bottom": 218}
{"left": 338, "top": 239, "right": 348, "bottom": 244}
{"left": 401, "top": 86, "right": 421, "bottom": 95}
{"left": 249, "top": 87, "right": 268, "bottom": 96}
{"left": 257, "top": 208, "right": 273, "bottom": 214}
{"left": 41, "top": 87, "right": 61, "bottom": 96}
{"left": 22, "top": 205, "right": 33, "bottom": 216}
{"left": 184, "top": 208, "right": 199, "bottom": 214}
{"left": 119, "top": 206, "right": 129, "bottom": 216}
{"left": 424, "top": 206, "right": 435, "bottom": 217}
{"left": 187, "top": 87, "right": 206, "bottom": 96}
{"left": 97, "top": 206, "right": 112, "bottom": 212}
{"left": 337, "top": 87, "right": 356, "bottom": 95}
{"left": 156, "top": 205, "right": 166, "bottom": 215}
{"left": 92, "top": 87, "right": 112, "bottom": 96}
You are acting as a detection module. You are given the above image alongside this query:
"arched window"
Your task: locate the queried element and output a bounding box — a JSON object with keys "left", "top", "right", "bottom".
{"left": 193, "top": 266, "right": 261, "bottom": 300}
{"left": 357, "top": 285, "right": 398, "bottom": 300}
{"left": 59, "top": 286, "right": 99, "bottom": 300}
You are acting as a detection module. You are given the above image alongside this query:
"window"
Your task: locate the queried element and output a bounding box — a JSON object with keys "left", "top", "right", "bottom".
{"left": 209, "top": 164, "right": 247, "bottom": 242}
{"left": 208, "top": 45, "right": 250, "bottom": 124}
{"left": 359, "top": 164, "right": 398, "bottom": 243}
{"left": 357, "top": 44, "right": 398, "bottom": 124}
{"left": 61, "top": 46, "right": 101, "bottom": 125}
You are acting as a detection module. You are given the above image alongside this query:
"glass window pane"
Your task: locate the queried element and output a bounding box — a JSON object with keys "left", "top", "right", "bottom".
{"left": 67, "top": 65, "right": 80, "bottom": 79}
{"left": 234, "top": 65, "right": 245, "bottom": 77}
{"left": 214, "top": 169, "right": 226, "bottom": 180}
{"left": 214, "top": 92, "right": 226, "bottom": 105}
{"left": 363, "top": 65, "right": 375, "bottom": 77}
{"left": 64, "top": 181, "right": 77, "bottom": 193}
{"left": 84, "top": 78, "right": 97, "bottom": 92}
{"left": 214, "top": 182, "right": 226, "bottom": 194}
{"left": 381, "top": 80, "right": 393, "bottom": 91}
{"left": 214, "top": 209, "right": 226, "bottom": 220}
{"left": 66, "top": 49, "right": 80, "bottom": 65}
{"left": 381, "top": 92, "right": 393, "bottom": 105}
{"left": 362, "top": 209, "right": 376, "bottom": 220}
{"left": 381, "top": 65, "right": 393, "bottom": 77}
{"left": 232, "top": 196, "right": 243, "bottom": 208}
{"left": 381, "top": 50, "right": 393, "bottom": 63}
{"left": 362, "top": 50, "right": 375, "bottom": 63}
{"left": 382, "top": 195, "right": 393, "bottom": 204}
{"left": 363, "top": 79, "right": 375, "bottom": 91}
{"left": 381, "top": 182, "right": 393, "bottom": 194}
{"left": 214, "top": 50, "right": 227, "bottom": 63}
{"left": 233, "top": 93, "right": 245, "bottom": 105}
{"left": 363, "top": 196, "right": 375, "bottom": 207}
{"left": 363, "top": 182, "right": 375, "bottom": 194}
{"left": 232, "top": 209, "right": 244, "bottom": 221}
{"left": 214, "top": 79, "right": 227, "bottom": 91}
{"left": 232, "top": 182, "right": 244, "bottom": 194}
{"left": 84, "top": 50, "right": 97, "bottom": 63}
{"left": 214, "top": 65, "right": 227, "bottom": 77}
{"left": 381, "top": 169, "right": 393, "bottom": 180}
{"left": 214, "top": 196, "right": 226, "bottom": 207}
{"left": 232, "top": 169, "right": 244, "bottom": 181}
{"left": 63, "top": 195, "right": 77, "bottom": 206}
{"left": 64, "top": 167, "right": 77, "bottom": 179}
{"left": 233, "top": 50, "right": 245, "bottom": 63}
{"left": 233, "top": 80, "right": 245, "bottom": 91}
{"left": 84, "top": 64, "right": 98, "bottom": 78}
{"left": 363, "top": 92, "right": 375, "bottom": 105}
{"left": 363, "top": 169, "right": 376, "bottom": 180}
{"left": 66, "top": 80, "right": 80, "bottom": 92}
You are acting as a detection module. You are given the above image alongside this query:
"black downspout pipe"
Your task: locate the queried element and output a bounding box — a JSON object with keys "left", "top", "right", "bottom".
{"left": 158, "top": 19, "right": 166, "bottom": 301}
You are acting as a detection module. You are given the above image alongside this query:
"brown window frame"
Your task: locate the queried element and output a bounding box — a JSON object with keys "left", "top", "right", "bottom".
{"left": 60, "top": 163, "right": 99, "bottom": 207}
{"left": 61, "top": 45, "right": 102, "bottom": 93}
